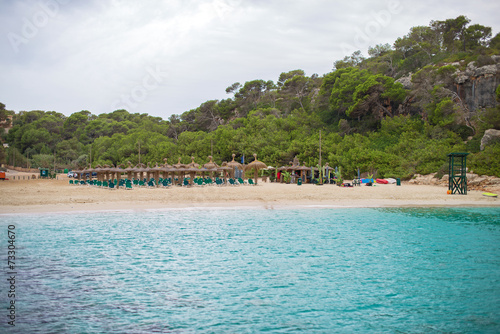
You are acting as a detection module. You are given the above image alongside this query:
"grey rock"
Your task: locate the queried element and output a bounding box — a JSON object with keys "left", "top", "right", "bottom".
{"left": 480, "top": 129, "right": 500, "bottom": 150}
{"left": 396, "top": 73, "right": 412, "bottom": 89}
{"left": 475, "top": 65, "right": 498, "bottom": 76}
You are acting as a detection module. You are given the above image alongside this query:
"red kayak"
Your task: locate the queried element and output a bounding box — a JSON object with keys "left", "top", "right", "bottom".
{"left": 376, "top": 178, "right": 388, "bottom": 184}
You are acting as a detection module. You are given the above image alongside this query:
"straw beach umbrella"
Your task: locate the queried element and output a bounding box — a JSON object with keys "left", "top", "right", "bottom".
{"left": 218, "top": 165, "right": 232, "bottom": 183}
{"left": 93, "top": 164, "right": 104, "bottom": 182}
{"left": 109, "top": 164, "right": 123, "bottom": 188}
{"left": 203, "top": 156, "right": 219, "bottom": 169}
{"left": 226, "top": 153, "right": 243, "bottom": 178}
{"left": 144, "top": 162, "right": 153, "bottom": 182}
{"left": 124, "top": 161, "right": 135, "bottom": 181}
{"left": 152, "top": 163, "right": 163, "bottom": 186}
{"left": 161, "top": 158, "right": 173, "bottom": 182}
{"left": 134, "top": 163, "right": 146, "bottom": 181}
{"left": 187, "top": 156, "right": 200, "bottom": 168}
{"left": 203, "top": 156, "right": 219, "bottom": 181}
{"left": 173, "top": 157, "right": 186, "bottom": 185}
{"left": 184, "top": 166, "right": 200, "bottom": 185}
{"left": 99, "top": 164, "right": 109, "bottom": 182}
{"left": 73, "top": 167, "right": 82, "bottom": 181}
{"left": 245, "top": 153, "right": 267, "bottom": 185}
{"left": 186, "top": 157, "right": 202, "bottom": 184}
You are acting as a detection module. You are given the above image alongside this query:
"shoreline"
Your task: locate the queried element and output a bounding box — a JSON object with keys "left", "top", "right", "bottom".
{"left": 1, "top": 202, "right": 498, "bottom": 216}
{"left": 0, "top": 178, "right": 498, "bottom": 214}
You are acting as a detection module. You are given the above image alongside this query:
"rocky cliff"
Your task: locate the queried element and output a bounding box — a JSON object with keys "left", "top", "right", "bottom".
{"left": 454, "top": 56, "right": 500, "bottom": 112}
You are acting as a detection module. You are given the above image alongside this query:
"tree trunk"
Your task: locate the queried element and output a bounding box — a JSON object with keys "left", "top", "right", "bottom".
{"left": 376, "top": 101, "right": 393, "bottom": 117}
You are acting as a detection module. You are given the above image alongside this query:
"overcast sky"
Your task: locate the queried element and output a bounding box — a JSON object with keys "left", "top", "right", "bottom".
{"left": 1, "top": 0, "right": 499, "bottom": 120}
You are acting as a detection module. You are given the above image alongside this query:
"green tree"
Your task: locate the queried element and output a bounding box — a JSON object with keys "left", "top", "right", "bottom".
{"left": 368, "top": 43, "right": 392, "bottom": 58}
{"left": 489, "top": 32, "right": 500, "bottom": 50}
{"left": 464, "top": 24, "right": 492, "bottom": 50}
{"left": 62, "top": 110, "right": 93, "bottom": 140}
{"left": 320, "top": 68, "right": 405, "bottom": 122}
{"left": 334, "top": 50, "right": 365, "bottom": 69}
{"left": 278, "top": 70, "right": 313, "bottom": 112}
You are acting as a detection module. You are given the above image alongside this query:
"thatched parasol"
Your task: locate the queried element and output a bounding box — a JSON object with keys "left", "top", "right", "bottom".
{"left": 144, "top": 162, "right": 154, "bottom": 183}
{"left": 185, "top": 157, "right": 201, "bottom": 185}
{"left": 161, "top": 158, "right": 173, "bottom": 180}
{"left": 203, "top": 156, "right": 219, "bottom": 169}
{"left": 86, "top": 166, "right": 95, "bottom": 180}
{"left": 152, "top": 163, "right": 163, "bottom": 186}
{"left": 134, "top": 163, "right": 147, "bottom": 181}
{"left": 218, "top": 165, "right": 232, "bottom": 182}
{"left": 187, "top": 156, "right": 200, "bottom": 168}
{"left": 201, "top": 156, "right": 218, "bottom": 181}
{"left": 184, "top": 166, "right": 201, "bottom": 185}
{"left": 245, "top": 153, "right": 267, "bottom": 185}
{"left": 73, "top": 167, "right": 83, "bottom": 180}
{"left": 162, "top": 158, "right": 172, "bottom": 168}
{"left": 81, "top": 167, "right": 89, "bottom": 180}
{"left": 93, "top": 164, "right": 104, "bottom": 182}
{"left": 109, "top": 165, "right": 123, "bottom": 188}
{"left": 226, "top": 153, "right": 243, "bottom": 178}
{"left": 124, "top": 161, "right": 135, "bottom": 181}
{"left": 173, "top": 157, "right": 186, "bottom": 169}
{"left": 172, "top": 158, "right": 187, "bottom": 185}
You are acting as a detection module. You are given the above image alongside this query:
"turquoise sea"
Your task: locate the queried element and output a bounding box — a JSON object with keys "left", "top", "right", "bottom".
{"left": 1, "top": 207, "right": 500, "bottom": 333}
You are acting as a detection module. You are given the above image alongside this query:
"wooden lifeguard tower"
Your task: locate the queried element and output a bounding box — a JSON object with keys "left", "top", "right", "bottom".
{"left": 448, "top": 152, "right": 469, "bottom": 195}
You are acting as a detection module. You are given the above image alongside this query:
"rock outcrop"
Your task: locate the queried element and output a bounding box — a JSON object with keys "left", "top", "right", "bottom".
{"left": 454, "top": 59, "right": 500, "bottom": 112}
{"left": 480, "top": 128, "right": 500, "bottom": 150}
{"left": 396, "top": 73, "right": 412, "bottom": 89}
{"left": 409, "top": 173, "right": 500, "bottom": 192}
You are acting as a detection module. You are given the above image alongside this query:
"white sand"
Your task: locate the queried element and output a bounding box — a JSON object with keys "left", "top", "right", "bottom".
{"left": 0, "top": 176, "right": 498, "bottom": 214}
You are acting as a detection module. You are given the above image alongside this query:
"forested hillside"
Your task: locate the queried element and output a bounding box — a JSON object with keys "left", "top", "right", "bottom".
{"left": 2, "top": 15, "right": 500, "bottom": 179}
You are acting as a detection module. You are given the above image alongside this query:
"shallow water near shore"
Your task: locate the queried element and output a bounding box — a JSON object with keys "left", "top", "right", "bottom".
{"left": 1, "top": 207, "right": 500, "bottom": 333}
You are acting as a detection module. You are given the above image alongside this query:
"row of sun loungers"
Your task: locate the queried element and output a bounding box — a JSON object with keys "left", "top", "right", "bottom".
{"left": 69, "top": 177, "right": 254, "bottom": 189}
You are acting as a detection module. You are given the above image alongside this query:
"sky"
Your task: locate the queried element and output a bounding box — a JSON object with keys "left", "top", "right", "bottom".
{"left": 1, "top": 0, "right": 499, "bottom": 121}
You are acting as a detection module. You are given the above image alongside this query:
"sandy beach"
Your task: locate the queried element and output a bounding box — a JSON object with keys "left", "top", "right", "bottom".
{"left": 0, "top": 172, "right": 498, "bottom": 214}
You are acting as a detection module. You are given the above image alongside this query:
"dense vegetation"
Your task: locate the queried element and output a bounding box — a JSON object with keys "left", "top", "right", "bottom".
{"left": 1, "top": 16, "right": 500, "bottom": 179}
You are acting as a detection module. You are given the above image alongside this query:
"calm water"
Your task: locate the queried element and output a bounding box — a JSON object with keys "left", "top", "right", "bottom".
{"left": 1, "top": 207, "right": 500, "bottom": 333}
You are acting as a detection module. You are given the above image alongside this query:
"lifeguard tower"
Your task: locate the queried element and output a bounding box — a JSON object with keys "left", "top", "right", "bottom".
{"left": 447, "top": 152, "right": 468, "bottom": 195}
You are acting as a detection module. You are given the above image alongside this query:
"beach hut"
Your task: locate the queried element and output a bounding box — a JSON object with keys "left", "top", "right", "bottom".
{"left": 245, "top": 154, "right": 267, "bottom": 185}
{"left": 295, "top": 165, "right": 310, "bottom": 184}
